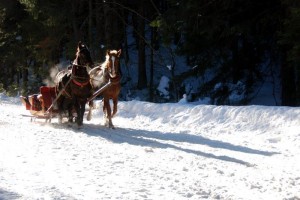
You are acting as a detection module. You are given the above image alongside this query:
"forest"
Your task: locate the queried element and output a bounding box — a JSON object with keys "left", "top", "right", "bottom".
{"left": 0, "top": 0, "right": 300, "bottom": 106}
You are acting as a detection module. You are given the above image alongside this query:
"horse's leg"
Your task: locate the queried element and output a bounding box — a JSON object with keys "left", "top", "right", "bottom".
{"left": 102, "top": 99, "right": 107, "bottom": 125}
{"left": 103, "top": 98, "right": 114, "bottom": 128}
{"left": 112, "top": 97, "right": 118, "bottom": 118}
{"left": 79, "top": 101, "right": 86, "bottom": 126}
{"left": 75, "top": 100, "right": 85, "bottom": 127}
{"left": 67, "top": 103, "right": 73, "bottom": 123}
{"left": 74, "top": 98, "right": 81, "bottom": 126}
{"left": 87, "top": 101, "right": 93, "bottom": 121}
{"left": 57, "top": 96, "right": 64, "bottom": 124}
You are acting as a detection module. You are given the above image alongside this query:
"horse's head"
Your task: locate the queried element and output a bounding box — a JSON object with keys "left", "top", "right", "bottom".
{"left": 75, "top": 41, "right": 94, "bottom": 68}
{"left": 106, "top": 49, "right": 121, "bottom": 78}
{"left": 89, "top": 49, "right": 121, "bottom": 88}
{"left": 70, "top": 41, "right": 94, "bottom": 83}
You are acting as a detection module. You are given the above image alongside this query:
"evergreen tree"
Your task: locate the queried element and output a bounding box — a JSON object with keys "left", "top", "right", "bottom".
{"left": 278, "top": 0, "right": 300, "bottom": 106}
{"left": 0, "top": 0, "right": 299, "bottom": 105}
{"left": 156, "top": 0, "right": 283, "bottom": 104}
{"left": 0, "top": 0, "right": 33, "bottom": 95}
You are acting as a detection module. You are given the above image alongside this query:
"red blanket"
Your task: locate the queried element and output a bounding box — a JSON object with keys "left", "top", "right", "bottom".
{"left": 40, "top": 86, "right": 56, "bottom": 109}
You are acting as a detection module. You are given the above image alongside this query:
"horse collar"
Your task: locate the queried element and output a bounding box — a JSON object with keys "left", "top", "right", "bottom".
{"left": 110, "top": 75, "right": 121, "bottom": 85}
{"left": 72, "top": 79, "right": 90, "bottom": 87}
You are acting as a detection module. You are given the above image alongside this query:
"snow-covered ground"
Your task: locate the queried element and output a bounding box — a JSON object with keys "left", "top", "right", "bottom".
{"left": 0, "top": 93, "right": 300, "bottom": 200}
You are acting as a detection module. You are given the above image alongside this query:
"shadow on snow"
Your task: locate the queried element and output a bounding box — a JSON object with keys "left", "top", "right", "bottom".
{"left": 78, "top": 123, "right": 280, "bottom": 167}
{"left": 0, "top": 188, "right": 21, "bottom": 200}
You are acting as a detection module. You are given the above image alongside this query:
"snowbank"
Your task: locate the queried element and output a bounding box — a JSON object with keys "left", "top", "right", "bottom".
{"left": 0, "top": 96, "right": 300, "bottom": 200}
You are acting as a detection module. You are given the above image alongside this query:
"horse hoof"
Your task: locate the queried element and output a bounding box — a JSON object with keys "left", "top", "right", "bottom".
{"left": 109, "top": 124, "right": 115, "bottom": 129}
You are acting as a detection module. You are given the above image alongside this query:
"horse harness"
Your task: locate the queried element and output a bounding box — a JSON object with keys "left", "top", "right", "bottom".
{"left": 71, "top": 63, "right": 91, "bottom": 88}
{"left": 90, "top": 66, "right": 121, "bottom": 90}
{"left": 54, "top": 63, "right": 90, "bottom": 101}
{"left": 109, "top": 74, "right": 121, "bottom": 86}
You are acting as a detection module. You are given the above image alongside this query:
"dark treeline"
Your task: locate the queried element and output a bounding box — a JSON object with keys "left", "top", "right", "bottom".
{"left": 0, "top": 0, "right": 299, "bottom": 106}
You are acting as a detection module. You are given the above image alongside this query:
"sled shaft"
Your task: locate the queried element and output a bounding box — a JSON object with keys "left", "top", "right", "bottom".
{"left": 87, "top": 80, "right": 112, "bottom": 103}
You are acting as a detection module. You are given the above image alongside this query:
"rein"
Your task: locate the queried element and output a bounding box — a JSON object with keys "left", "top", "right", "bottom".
{"left": 45, "top": 77, "right": 72, "bottom": 114}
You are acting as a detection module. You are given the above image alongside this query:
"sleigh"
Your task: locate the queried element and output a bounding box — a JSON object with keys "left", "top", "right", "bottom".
{"left": 20, "top": 80, "right": 112, "bottom": 123}
{"left": 20, "top": 86, "right": 58, "bottom": 122}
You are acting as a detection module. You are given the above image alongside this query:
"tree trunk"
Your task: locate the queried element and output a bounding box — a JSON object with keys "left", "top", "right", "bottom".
{"left": 104, "top": 1, "right": 113, "bottom": 49}
{"left": 21, "top": 66, "right": 28, "bottom": 96}
{"left": 232, "top": 36, "right": 240, "bottom": 84}
{"left": 88, "top": 0, "right": 94, "bottom": 57}
{"left": 296, "top": 67, "right": 300, "bottom": 105}
{"left": 137, "top": 1, "right": 147, "bottom": 89}
{"left": 168, "top": 47, "right": 178, "bottom": 101}
{"left": 281, "top": 50, "right": 297, "bottom": 106}
{"left": 149, "top": 27, "right": 155, "bottom": 102}
{"left": 123, "top": 15, "right": 129, "bottom": 65}
{"left": 95, "top": 2, "right": 105, "bottom": 61}
{"left": 71, "top": 1, "right": 80, "bottom": 42}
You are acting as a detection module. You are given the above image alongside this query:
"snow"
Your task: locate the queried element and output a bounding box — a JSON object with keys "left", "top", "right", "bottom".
{"left": 1, "top": 93, "right": 300, "bottom": 200}
{"left": 178, "top": 94, "right": 188, "bottom": 104}
{"left": 157, "top": 76, "right": 170, "bottom": 99}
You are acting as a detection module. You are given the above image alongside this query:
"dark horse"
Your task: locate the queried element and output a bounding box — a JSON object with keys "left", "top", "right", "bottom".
{"left": 56, "top": 41, "right": 94, "bottom": 126}
{"left": 88, "top": 49, "right": 121, "bottom": 128}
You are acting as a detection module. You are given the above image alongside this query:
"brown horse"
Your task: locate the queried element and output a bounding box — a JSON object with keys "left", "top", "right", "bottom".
{"left": 56, "top": 41, "right": 94, "bottom": 126}
{"left": 89, "top": 49, "right": 121, "bottom": 128}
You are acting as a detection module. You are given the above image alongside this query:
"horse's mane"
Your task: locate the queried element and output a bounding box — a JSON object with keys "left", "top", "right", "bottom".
{"left": 100, "top": 54, "right": 109, "bottom": 70}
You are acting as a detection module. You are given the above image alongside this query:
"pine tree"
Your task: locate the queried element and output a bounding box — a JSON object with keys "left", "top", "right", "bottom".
{"left": 156, "top": 0, "right": 283, "bottom": 104}
{"left": 278, "top": 0, "right": 300, "bottom": 106}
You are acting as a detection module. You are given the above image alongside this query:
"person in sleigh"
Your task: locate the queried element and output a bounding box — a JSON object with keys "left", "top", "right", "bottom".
{"left": 20, "top": 94, "right": 45, "bottom": 115}
{"left": 20, "top": 86, "right": 57, "bottom": 116}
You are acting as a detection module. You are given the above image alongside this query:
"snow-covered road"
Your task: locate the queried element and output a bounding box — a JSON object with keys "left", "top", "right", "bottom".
{"left": 0, "top": 95, "right": 300, "bottom": 199}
